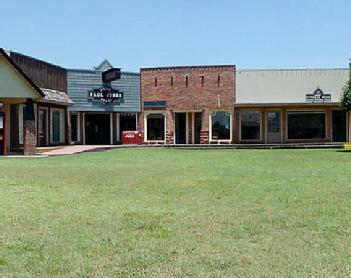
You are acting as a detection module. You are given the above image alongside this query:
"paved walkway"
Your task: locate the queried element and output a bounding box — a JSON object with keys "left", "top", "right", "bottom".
{"left": 43, "top": 145, "right": 117, "bottom": 156}
{"left": 42, "top": 142, "right": 344, "bottom": 156}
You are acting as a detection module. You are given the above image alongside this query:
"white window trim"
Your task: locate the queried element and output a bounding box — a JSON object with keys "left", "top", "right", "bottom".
{"left": 50, "top": 108, "right": 65, "bottom": 144}
{"left": 116, "top": 113, "right": 121, "bottom": 142}
{"left": 144, "top": 111, "right": 166, "bottom": 143}
{"left": 286, "top": 110, "right": 327, "bottom": 140}
{"left": 239, "top": 110, "right": 263, "bottom": 142}
{"left": 82, "top": 112, "right": 86, "bottom": 144}
{"left": 110, "top": 113, "right": 113, "bottom": 145}
{"left": 209, "top": 110, "right": 232, "bottom": 142}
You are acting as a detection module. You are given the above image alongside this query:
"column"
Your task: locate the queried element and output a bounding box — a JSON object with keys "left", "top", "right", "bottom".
{"left": 23, "top": 99, "right": 36, "bottom": 155}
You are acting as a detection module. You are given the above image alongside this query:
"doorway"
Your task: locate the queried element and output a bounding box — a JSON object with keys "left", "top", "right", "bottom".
{"left": 332, "top": 110, "right": 347, "bottom": 142}
{"left": 38, "top": 109, "right": 48, "bottom": 147}
{"left": 71, "top": 113, "right": 79, "bottom": 143}
{"left": 175, "top": 113, "right": 187, "bottom": 144}
{"left": 266, "top": 111, "right": 281, "bottom": 143}
{"left": 85, "top": 114, "right": 111, "bottom": 145}
{"left": 119, "top": 113, "right": 137, "bottom": 141}
{"left": 0, "top": 112, "right": 4, "bottom": 155}
{"left": 194, "top": 112, "right": 202, "bottom": 144}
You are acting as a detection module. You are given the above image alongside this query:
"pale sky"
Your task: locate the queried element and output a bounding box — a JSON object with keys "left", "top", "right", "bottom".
{"left": 1, "top": 0, "right": 350, "bottom": 71}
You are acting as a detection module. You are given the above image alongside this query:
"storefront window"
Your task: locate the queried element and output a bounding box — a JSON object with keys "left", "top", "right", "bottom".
{"left": 288, "top": 112, "right": 325, "bottom": 139}
{"left": 147, "top": 114, "right": 165, "bottom": 141}
{"left": 211, "top": 111, "right": 231, "bottom": 140}
{"left": 53, "top": 111, "right": 61, "bottom": 142}
{"left": 240, "top": 111, "right": 261, "bottom": 140}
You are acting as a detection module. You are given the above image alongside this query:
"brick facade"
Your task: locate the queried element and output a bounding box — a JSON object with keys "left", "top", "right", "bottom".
{"left": 139, "top": 65, "right": 236, "bottom": 144}
{"left": 23, "top": 120, "right": 37, "bottom": 155}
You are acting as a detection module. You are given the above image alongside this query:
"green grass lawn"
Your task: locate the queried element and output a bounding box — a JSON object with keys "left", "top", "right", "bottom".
{"left": 0, "top": 149, "right": 351, "bottom": 277}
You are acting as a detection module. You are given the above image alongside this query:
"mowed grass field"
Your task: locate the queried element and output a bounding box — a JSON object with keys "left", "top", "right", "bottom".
{"left": 0, "top": 149, "right": 350, "bottom": 277}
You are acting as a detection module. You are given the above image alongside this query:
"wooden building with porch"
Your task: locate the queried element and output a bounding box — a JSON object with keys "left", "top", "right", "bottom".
{"left": 0, "top": 49, "right": 73, "bottom": 155}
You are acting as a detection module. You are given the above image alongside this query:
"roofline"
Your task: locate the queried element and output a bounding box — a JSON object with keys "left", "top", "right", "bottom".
{"left": 0, "top": 48, "right": 45, "bottom": 97}
{"left": 238, "top": 68, "right": 349, "bottom": 72}
{"left": 141, "top": 65, "right": 236, "bottom": 71}
{"left": 235, "top": 102, "right": 341, "bottom": 107}
{"left": 8, "top": 50, "right": 66, "bottom": 70}
{"left": 68, "top": 68, "right": 139, "bottom": 75}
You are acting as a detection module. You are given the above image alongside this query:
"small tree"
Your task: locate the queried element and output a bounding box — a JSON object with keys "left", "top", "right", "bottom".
{"left": 340, "top": 79, "right": 351, "bottom": 110}
{"left": 340, "top": 64, "right": 351, "bottom": 141}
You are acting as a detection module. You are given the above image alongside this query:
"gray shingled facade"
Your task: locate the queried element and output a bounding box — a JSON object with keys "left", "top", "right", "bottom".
{"left": 67, "top": 62, "right": 140, "bottom": 113}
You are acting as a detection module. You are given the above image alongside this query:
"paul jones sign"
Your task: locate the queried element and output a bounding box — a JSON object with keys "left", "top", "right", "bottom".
{"left": 88, "top": 87, "right": 123, "bottom": 105}
{"left": 306, "top": 88, "right": 331, "bottom": 103}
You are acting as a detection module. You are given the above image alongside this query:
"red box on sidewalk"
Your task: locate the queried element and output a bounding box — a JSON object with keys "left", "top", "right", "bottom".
{"left": 122, "top": 131, "right": 141, "bottom": 145}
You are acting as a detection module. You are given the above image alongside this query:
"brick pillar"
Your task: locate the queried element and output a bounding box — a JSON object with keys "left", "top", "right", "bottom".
{"left": 23, "top": 99, "right": 36, "bottom": 155}
{"left": 166, "top": 110, "right": 174, "bottom": 144}
{"left": 200, "top": 109, "right": 209, "bottom": 144}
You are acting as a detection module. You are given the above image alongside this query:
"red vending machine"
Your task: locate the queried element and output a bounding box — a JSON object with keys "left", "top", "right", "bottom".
{"left": 122, "top": 131, "right": 141, "bottom": 145}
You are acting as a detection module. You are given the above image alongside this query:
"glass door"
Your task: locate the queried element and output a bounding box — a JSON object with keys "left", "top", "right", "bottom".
{"left": 266, "top": 111, "right": 281, "bottom": 143}
{"left": 0, "top": 112, "right": 4, "bottom": 155}
{"left": 38, "top": 109, "right": 47, "bottom": 147}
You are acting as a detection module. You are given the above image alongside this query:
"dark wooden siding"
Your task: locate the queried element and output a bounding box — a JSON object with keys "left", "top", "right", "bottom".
{"left": 10, "top": 52, "right": 67, "bottom": 92}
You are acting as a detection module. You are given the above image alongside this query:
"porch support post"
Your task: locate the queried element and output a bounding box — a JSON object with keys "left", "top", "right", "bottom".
{"left": 23, "top": 99, "right": 37, "bottom": 155}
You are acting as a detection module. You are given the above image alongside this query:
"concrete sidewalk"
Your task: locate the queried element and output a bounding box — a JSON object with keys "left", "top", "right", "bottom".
{"left": 43, "top": 145, "right": 118, "bottom": 156}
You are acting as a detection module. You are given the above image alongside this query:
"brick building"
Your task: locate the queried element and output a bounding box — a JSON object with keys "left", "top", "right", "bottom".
{"left": 139, "top": 65, "right": 236, "bottom": 144}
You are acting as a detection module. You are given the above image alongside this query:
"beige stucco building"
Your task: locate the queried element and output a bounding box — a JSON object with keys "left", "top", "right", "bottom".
{"left": 234, "top": 68, "right": 350, "bottom": 143}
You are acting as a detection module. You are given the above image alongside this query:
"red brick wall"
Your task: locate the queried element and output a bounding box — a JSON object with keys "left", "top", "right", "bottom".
{"left": 139, "top": 65, "right": 236, "bottom": 144}
{"left": 24, "top": 120, "right": 37, "bottom": 155}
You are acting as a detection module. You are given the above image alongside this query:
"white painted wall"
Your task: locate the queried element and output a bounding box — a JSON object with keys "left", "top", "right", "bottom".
{"left": 0, "top": 57, "right": 40, "bottom": 99}
{"left": 236, "top": 69, "right": 349, "bottom": 104}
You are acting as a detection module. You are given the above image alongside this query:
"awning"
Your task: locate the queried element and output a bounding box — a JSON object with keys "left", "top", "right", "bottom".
{"left": 39, "top": 88, "right": 74, "bottom": 106}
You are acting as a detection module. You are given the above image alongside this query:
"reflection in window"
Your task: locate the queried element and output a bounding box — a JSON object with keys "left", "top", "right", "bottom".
{"left": 241, "top": 111, "right": 261, "bottom": 140}
{"left": 288, "top": 112, "right": 325, "bottom": 139}
{"left": 211, "top": 111, "right": 231, "bottom": 140}
{"left": 147, "top": 114, "right": 165, "bottom": 141}
{"left": 52, "top": 110, "right": 61, "bottom": 142}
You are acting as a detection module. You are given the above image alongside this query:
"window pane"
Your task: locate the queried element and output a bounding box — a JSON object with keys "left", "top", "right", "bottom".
{"left": 211, "top": 111, "right": 230, "bottom": 140}
{"left": 147, "top": 114, "right": 165, "bottom": 141}
{"left": 288, "top": 112, "right": 325, "bottom": 139}
{"left": 241, "top": 111, "right": 261, "bottom": 140}
{"left": 267, "top": 112, "right": 280, "bottom": 133}
{"left": 53, "top": 111, "right": 61, "bottom": 142}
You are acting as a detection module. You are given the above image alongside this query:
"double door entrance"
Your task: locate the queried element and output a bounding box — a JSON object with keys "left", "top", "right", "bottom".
{"left": 174, "top": 112, "right": 202, "bottom": 144}
{"left": 85, "top": 114, "right": 111, "bottom": 145}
